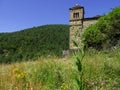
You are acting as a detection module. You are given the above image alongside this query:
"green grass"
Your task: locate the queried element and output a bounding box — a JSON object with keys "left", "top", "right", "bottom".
{"left": 82, "top": 49, "right": 120, "bottom": 90}
{"left": 0, "top": 50, "right": 120, "bottom": 90}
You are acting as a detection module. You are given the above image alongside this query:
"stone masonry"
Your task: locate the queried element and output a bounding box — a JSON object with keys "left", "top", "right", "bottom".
{"left": 69, "top": 4, "right": 100, "bottom": 49}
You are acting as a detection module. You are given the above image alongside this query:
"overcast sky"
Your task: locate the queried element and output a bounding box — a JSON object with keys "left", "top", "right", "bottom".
{"left": 0, "top": 0, "right": 120, "bottom": 32}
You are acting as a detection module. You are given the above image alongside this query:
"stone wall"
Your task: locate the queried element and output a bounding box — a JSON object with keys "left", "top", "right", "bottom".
{"left": 70, "top": 9, "right": 84, "bottom": 21}
{"left": 70, "top": 20, "right": 82, "bottom": 26}
{"left": 69, "top": 19, "right": 99, "bottom": 49}
{"left": 69, "top": 25, "right": 83, "bottom": 49}
{"left": 69, "top": 5, "right": 100, "bottom": 50}
{"left": 83, "top": 19, "right": 98, "bottom": 30}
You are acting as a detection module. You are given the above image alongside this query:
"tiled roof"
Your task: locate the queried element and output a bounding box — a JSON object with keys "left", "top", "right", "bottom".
{"left": 84, "top": 15, "right": 101, "bottom": 21}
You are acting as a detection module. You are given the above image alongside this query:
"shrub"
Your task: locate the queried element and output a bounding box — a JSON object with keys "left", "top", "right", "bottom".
{"left": 82, "top": 7, "right": 120, "bottom": 49}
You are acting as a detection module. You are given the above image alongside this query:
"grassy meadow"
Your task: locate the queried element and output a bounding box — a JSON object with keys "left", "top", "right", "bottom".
{"left": 0, "top": 49, "right": 120, "bottom": 90}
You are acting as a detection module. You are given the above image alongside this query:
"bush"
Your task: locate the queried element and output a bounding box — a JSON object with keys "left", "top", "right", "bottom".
{"left": 82, "top": 7, "right": 120, "bottom": 49}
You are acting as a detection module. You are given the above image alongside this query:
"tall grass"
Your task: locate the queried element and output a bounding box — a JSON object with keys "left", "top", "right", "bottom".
{"left": 0, "top": 50, "right": 120, "bottom": 90}
{"left": 0, "top": 57, "right": 77, "bottom": 90}
{"left": 82, "top": 49, "right": 120, "bottom": 90}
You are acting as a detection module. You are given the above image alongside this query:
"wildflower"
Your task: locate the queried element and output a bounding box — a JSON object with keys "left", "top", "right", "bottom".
{"left": 20, "top": 71, "right": 26, "bottom": 78}
{"left": 16, "top": 74, "right": 21, "bottom": 79}
{"left": 13, "top": 67, "right": 19, "bottom": 73}
{"left": 13, "top": 67, "right": 26, "bottom": 79}
{"left": 61, "top": 83, "right": 69, "bottom": 90}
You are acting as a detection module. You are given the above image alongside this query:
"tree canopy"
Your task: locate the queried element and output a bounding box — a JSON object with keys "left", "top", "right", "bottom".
{"left": 0, "top": 24, "right": 69, "bottom": 63}
{"left": 82, "top": 7, "right": 120, "bottom": 50}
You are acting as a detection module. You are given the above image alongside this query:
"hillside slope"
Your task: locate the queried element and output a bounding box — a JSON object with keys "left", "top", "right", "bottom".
{"left": 0, "top": 24, "right": 69, "bottom": 63}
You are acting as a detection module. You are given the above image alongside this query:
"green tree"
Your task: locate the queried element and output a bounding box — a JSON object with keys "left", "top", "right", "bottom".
{"left": 0, "top": 24, "right": 69, "bottom": 63}
{"left": 82, "top": 7, "right": 120, "bottom": 49}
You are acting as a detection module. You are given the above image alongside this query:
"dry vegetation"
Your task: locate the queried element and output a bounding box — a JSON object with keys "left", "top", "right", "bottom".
{"left": 0, "top": 49, "right": 120, "bottom": 90}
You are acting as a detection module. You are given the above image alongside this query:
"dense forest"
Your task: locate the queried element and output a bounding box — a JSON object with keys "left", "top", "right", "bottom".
{"left": 0, "top": 24, "right": 69, "bottom": 63}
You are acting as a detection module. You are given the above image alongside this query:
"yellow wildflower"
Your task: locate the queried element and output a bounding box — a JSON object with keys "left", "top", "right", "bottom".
{"left": 13, "top": 67, "right": 19, "bottom": 73}
{"left": 61, "top": 83, "right": 69, "bottom": 90}
{"left": 13, "top": 67, "right": 26, "bottom": 79}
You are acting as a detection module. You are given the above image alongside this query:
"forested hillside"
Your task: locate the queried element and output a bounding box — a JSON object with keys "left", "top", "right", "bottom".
{"left": 0, "top": 24, "right": 69, "bottom": 63}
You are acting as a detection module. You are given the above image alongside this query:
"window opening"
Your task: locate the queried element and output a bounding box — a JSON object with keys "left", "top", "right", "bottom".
{"left": 73, "top": 13, "right": 79, "bottom": 18}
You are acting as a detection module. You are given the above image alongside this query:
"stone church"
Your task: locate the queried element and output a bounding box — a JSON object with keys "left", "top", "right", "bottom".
{"left": 69, "top": 4, "right": 100, "bottom": 49}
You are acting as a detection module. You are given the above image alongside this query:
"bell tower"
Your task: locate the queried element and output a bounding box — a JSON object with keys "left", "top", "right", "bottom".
{"left": 69, "top": 4, "right": 84, "bottom": 49}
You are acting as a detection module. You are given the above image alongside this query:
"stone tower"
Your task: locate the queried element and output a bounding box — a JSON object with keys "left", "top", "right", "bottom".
{"left": 69, "top": 4, "right": 84, "bottom": 49}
